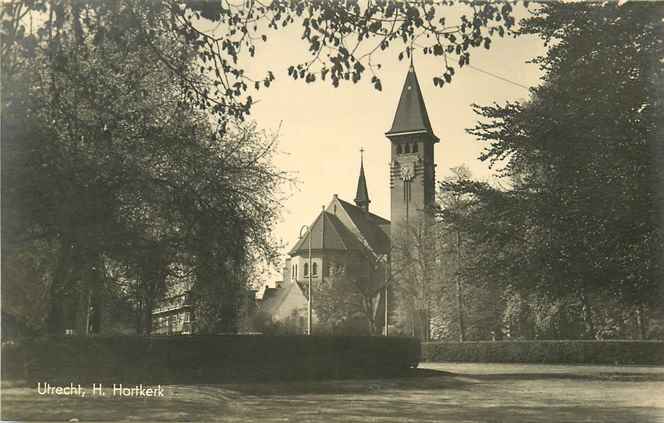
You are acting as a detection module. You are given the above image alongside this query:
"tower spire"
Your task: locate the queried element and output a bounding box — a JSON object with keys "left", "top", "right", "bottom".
{"left": 354, "top": 148, "right": 371, "bottom": 212}
{"left": 385, "top": 63, "right": 437, "bottom": 142}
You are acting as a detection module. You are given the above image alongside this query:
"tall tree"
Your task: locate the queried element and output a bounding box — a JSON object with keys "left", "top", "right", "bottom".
{"left": 447, "top": 2, "right": 663, "bottom": 339}
{"left": 391, "top": 216, "right": 440, "bottom": 340}
{"left": 1, "top": 0, "right": 288, "bottom": 334}
{"left": 314, "top": 256, "right": 387, "bottom": 335}
{"left": 436, "top": 166, "right": 510, "bottom": 341}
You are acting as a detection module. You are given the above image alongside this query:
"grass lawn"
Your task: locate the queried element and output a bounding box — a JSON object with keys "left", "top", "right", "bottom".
{"left": 2, "top": 362, "right": 663, "bottom": 422}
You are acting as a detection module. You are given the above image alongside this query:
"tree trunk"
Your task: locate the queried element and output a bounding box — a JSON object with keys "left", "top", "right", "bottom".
{"left": 142, "top": 297, "right": 153, "bottom": 335}
{"left": 367, "top": 306, "right": 377, "bottom": 335}
{"left": 138, "top": 258, "right": 169, "bottom": 335}
{"left": 635, "top": 304, "right": 648, "bottom": 340}
{"left": 85, "top": 289, "right": 91, "bottom": 335}
{"left": 455, "top": 231, "right": 465, "bottom": 342}
{"left": 579, "top": 288, "right": 595, "bottom": 339}
{"left": 368, "top": 318, "right": 376, "bottom": 335}
{"left": 47, "top": 283, "right": 65, "bottom": 335}
{"left": 86, "top": 258, "right": 104, "bottom": 334}
{"left": 410, "top": 306, "right": 416, "bottom": 337}
{"left": 89, "top": 292, "right": 102, "bottom": 334}
{"left": 455, "top": 277, "right": 465, "bottom": 342}
{"left": 136, "top": 300, "right": 143, "bottom": 335}
{"left": 47, "top": 242, "right": 72, "bottom": 334}
{"left": 420, "top": 309, "right": 430, "bottom": 341}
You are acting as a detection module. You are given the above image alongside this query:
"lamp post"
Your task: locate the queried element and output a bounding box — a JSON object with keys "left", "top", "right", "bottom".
{"left": 299, "top": 225, "right": 313, "bottom": 335}
{"left": 384, "top": 282, "right": 389, "bottom": 336}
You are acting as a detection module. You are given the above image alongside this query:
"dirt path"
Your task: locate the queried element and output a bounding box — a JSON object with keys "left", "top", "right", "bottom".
{"left": 3, "top": 362, "right": 663, "bottom": 422}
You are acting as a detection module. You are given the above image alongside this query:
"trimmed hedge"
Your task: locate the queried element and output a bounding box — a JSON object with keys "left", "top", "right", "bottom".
{"left": 2, "top": 335, "right": 420, "bottom": 384}
{"left": 423, "top": 340, "right": 664, "bottom": 365}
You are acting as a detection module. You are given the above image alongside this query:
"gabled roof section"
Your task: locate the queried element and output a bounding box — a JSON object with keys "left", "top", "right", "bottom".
{"left": 260, "top": 283, "right": 302, "bottom": 316}
{"left": 336, "top": 199, "right": 390, "bottom": 256}
{"left": 260, "top": 287, "right": 280, "bottom": 303}
{"left": 386, "top": 65, "right": 436, "bottom": 138}
{"left": 288, "top": 211, "right": 362, "bottom": 256}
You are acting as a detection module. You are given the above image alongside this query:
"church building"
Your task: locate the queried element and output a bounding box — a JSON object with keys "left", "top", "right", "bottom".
{"left": 261, "top": 64, "right": 438, "bottom": 336}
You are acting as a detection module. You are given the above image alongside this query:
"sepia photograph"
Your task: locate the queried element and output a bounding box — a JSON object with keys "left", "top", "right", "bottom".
{"left": 1, "top": 0, "right": 663, "bottom": 421}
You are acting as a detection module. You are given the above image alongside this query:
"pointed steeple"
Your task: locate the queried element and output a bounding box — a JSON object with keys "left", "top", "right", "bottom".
{"left": 354, "top": 148, "right": 370, "bottom": 212}
{"left": 386, "top": 64, "right": 437, "bottom": 140}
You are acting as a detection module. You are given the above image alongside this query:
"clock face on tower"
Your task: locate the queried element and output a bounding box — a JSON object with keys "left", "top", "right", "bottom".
{"left": 400, "top": 162, "right": 415, "bottom": 181}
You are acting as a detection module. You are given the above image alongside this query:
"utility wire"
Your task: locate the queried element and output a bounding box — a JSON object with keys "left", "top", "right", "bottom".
{"left": 409, "top": 39, "right": 531, "bottom": 90}
{"left": 467, "top": 64, "right": 531, "bottom": 91}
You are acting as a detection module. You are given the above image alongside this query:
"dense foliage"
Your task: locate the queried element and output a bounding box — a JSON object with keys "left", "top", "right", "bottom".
{"left": 181, "top": 0, "right": 517, "bottom": 108}
{"left": 314, "top": 262, "right": 386, "bottom": 335}
{"left": 1, "top": 1, "right": 287, "bottom": 334}
{"left": 435, "top": 2, "right": 664, "bottom": 340}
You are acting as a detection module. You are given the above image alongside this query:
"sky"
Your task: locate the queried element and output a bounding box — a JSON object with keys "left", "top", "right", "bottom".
{"left": 233, "top": 6, "right": 548, "bottom": 281}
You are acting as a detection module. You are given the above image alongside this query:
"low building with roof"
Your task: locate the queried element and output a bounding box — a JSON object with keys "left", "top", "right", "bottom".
{"left": 256, "top": 283, "right": 310, "bottom": 334}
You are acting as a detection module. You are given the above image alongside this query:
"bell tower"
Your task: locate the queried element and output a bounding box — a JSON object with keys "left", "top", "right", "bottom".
{"left": 386, "top": 64, "right": 438, "bottom": 235}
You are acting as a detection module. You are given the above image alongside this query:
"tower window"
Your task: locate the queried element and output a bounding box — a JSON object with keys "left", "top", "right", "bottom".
{"left": 396, "top": 144, "right": 402, "bottom": 154}
{"left": 413, "top": 143, "right": 419, "bottom": 153}
{"left": 304, "top": 262, "right": 309, "bottom": 276}
{"left": 312, "top": 262, "right": 318, "bottom": 276}
{"left": 404, "top": 144, "right": 411, "bottom": 153}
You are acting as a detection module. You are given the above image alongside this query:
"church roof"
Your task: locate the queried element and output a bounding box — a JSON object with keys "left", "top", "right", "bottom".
{"left": 288, "top": 211, "right": 364, "bottom": 255}
{"left": 354, "top": 157, "right": 370, "bottom": 208}
{"left": 336, "top": 199, "right": 390, "bottom": 256}
{"left": 261, "top": 287, "right": 280, "bottom": 303}
{"left": 259, "top": 283, "right": 301, "bottom": 316}
{"left": 287, "top": 197, "right": 390, "bottom": 258}
{"left": 386, "top": 65, "right": 436, "bottom": 138}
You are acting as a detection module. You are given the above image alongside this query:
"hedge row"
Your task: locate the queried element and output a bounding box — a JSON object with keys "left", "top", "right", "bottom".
{"left": 2, "top": 335, "right": 420, "bottom": 384}
{"left": 423, "top": 340, "right": 664, "bottom": 365}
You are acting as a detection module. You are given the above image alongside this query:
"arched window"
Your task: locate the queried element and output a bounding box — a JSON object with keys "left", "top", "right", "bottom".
{"left": 312, "top": 262, "right": 318, "bottom": 276}
{"left": 413, "top": 143, "right": 419, "bottom": 153}
{"left": 304, "top": 262, "right": 309, "bottom": 276}
{"left": 396, "top": 144, "right": 402, "bottom": 154}
{"left": 292, "top": 265, "right": 295, "bottom": 279}
{"left": 404, "top": 144, "right": 411, "bottom": 153}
